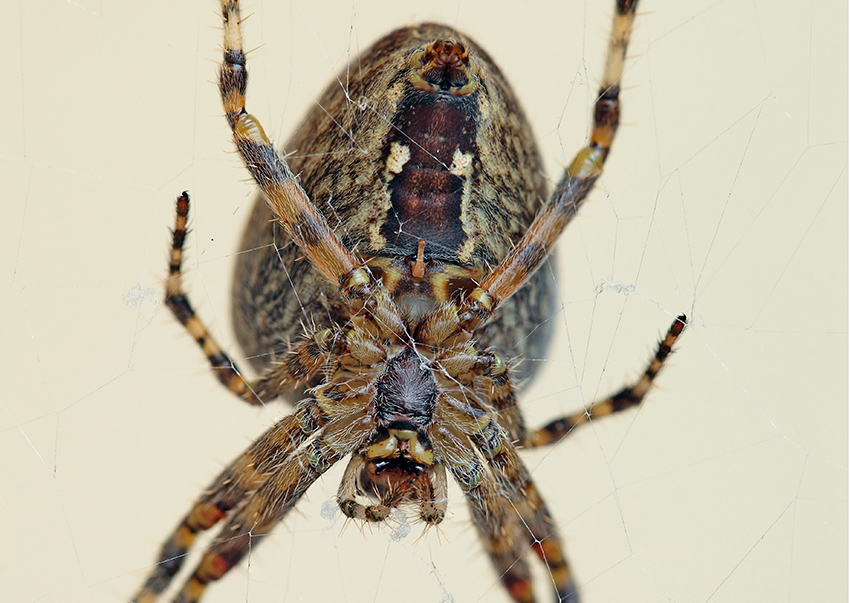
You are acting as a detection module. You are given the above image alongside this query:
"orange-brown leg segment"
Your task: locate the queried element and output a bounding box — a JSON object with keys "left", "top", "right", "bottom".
{"left": 474, "top": 422, "right": 577, "bottom": 603}
{"left": 529, "top": 314, "right": 686, "bottom": 448}
{"left": 471, "top": 481, "right": 536, "bottom": 603}
{"left": 219, "top": 1, "right": 355, "bottom": 287}
{"left": 438, "top": 434, "right": 534, "bottom": 602}
{"left": 165, "top": 192, "right": 256, "bottom": 402}
{"left": 165, "top": 192, "right": 335, "bottom": 405}
{"left": 403, "top": 0, "right": 641, "bottom": 338}
{"left": 130, "top": 401, "right": 327, "bottom": 603}
{"left": 248, "top": 326, "right": 342, "bottom": 401}
{"left": 171, "top": 412, "right": 374, "bottom": 603}
{"left": 427, "top": 405, "right": 537, "bottom": 603}
{"left": 219, "top": 0, "right": 412, "bottom": 341}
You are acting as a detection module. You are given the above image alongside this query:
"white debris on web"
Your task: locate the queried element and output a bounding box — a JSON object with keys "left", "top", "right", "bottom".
{"left": 384, "top": 508, "right": 411, "bottom": 542}
{"left": 320, "top": 499, "right": 338, "bottom": 521}
{"left": 597, "top": 280, "right": 636, "bottom": 296}
{"left": 123, "top": 283, "right": 157, "bottom": 309}
{"left": 320, "top": 498, "right": 339, "bottom": 532}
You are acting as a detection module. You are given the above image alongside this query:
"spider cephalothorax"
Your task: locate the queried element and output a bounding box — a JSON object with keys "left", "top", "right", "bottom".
{"left": 305, "top": 301, "right": 521, "bottom": 527}
{"left": 133, "top": 1, "right": 686, "bottom": 602}
{"left": 343, "top": 347, "right": 445, "bottom": 523}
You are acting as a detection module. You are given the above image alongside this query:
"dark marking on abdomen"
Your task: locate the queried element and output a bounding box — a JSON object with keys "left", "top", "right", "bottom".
{"left": 380, "top": 92, "right": 479, "bottom": 262}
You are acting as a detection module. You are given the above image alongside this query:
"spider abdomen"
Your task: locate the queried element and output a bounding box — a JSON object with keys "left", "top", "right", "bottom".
{"left": 232, "top": 24, "right": 556, "bottom": 389}
{"left": 379, "top": 94, "right": 477, "bottom": 261}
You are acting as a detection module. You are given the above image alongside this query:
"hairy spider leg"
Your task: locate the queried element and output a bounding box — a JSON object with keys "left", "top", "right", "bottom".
{"left": 471, "top": 419, "right": 578, "bottom": 603}
{"left": 427, "top": 401, "right": 538, "bottom": 603}
{"left": 165, "top": 192, "right": 336, "bottom": 405}
{"left": 164, "top": 192, "right": 256, "bottom": 400}
{"left": 168, "top": 412, "right": 373, "bottom": 603}
{"left": 437, "top": 314, "right": 687, "bottom": 450}
{"left": 529, "top": 314, "right": 687, "bottom": 448}
{"left": 406, "top": 0, "right": 640, "bottom": 341}
{"left": 130, "top": 401, "right": 327, "bottom": 602}
{"left": 221, "top": 0, "right": 420, "bottom": 371}
{"left": 219, "top": 0, "right": 414, "bottom": 344}
{"left": 465, "top": 0, "right": 639, "bottom": 323}
{"left": 219, "top": 2, "right": 355, "bottom": 283}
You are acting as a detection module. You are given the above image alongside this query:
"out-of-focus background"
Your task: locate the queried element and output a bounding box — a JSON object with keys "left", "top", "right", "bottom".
{"left": 2, "top": 1, "right": 846, "bottom": 602}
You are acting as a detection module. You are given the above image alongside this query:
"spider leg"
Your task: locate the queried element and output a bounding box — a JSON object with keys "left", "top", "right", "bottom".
{"left": 166, "top": 192, "right": 338, "bottom": 405}
{"left": 443, "top": 315, "right": 686, "bottom": 449}
{"left": 135, "top": 411, "right": 373, "bottom": 603}
{"left": 460, "top": 0, "right": 639, "bottom": 327}
{"left": 219, "top": 0, "right": 356, "bottom": 285}
{"left": 529, "top": 314, "right": 686, "bottom": 448}
{"left": 165, "top": 192, "right": 256, "bottom": 400}
{"left": 248, "top": 325, "right": 346, "bottom": 401}
{"left": 168, "top": 412, "right": 373, "bottom": 603}
{"left": 473, "top": 421, "right": 578, "bottom": 603}
{"left": 413, "top": 0, "right": 641, "bottom": 342}
{"left": 429, "top": 415, "right": 535, "bottom": 602}
{"left": 218, "top": 2, "right": 368, "bottom": 303}
{"left": 219, "top": 0, "right": 412, "bottom": 348}
{"left": 130, "top": 400, "right": 327, "bottom": 603}
{"left": 467, "top": 471, "right": 538, "bottom": 603}
{"left": 434, "top": 388, "right": 578, "bottom": 601}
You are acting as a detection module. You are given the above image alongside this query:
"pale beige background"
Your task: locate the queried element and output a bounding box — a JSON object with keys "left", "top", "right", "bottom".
{"left": 1, "top": 1, "right": 846, "bottom": 602}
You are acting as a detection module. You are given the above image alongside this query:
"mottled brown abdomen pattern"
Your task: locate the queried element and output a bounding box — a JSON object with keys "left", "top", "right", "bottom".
{"left": 232, "top": 24, "right": 555, "bottom": 388}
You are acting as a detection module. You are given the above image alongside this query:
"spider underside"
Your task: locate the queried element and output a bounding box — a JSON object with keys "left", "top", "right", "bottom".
{"left": 133, "top": 1, "right": 686, "bottom": 602}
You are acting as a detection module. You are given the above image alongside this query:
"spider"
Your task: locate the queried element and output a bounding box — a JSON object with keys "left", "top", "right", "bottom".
{"left": 132, "top": 1, "right": 685, "bottom": 601}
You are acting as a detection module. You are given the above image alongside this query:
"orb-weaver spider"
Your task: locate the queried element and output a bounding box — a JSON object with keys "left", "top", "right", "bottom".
{"left": 133, "top": 1, "right": 685, "bottom": 601}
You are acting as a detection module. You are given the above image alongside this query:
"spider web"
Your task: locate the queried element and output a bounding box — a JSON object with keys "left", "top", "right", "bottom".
{"left": 1, "top": 0, "right": 846, "bottom": 602}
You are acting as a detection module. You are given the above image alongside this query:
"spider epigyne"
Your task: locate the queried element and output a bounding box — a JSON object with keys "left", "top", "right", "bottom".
{"left": 132, "top": 1, "right": 686, "bottom": 602}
